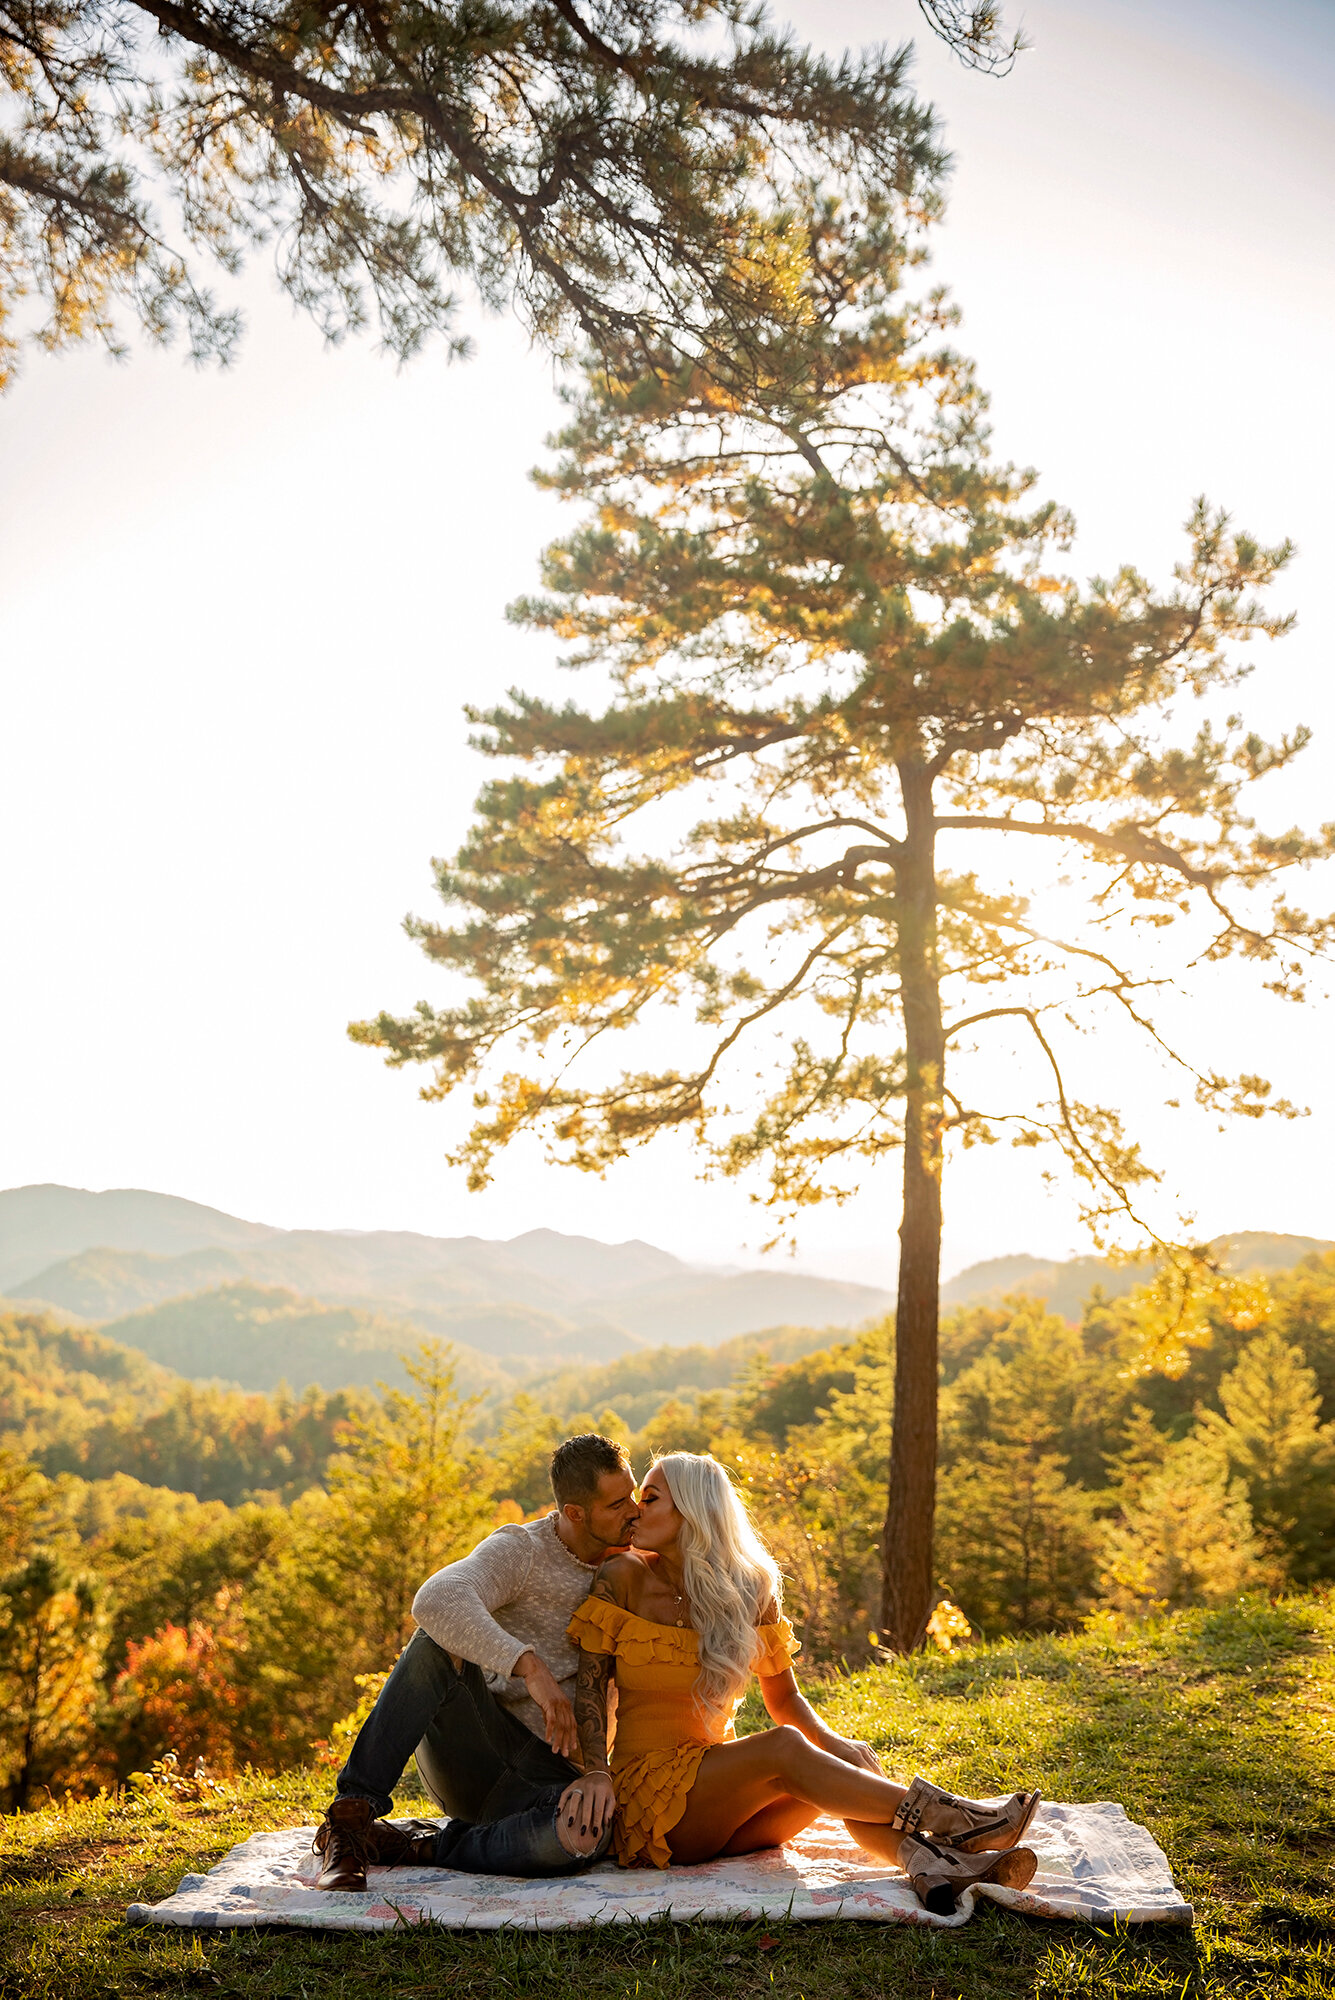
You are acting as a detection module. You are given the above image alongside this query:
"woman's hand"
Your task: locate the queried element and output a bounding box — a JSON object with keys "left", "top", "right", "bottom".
{"left": 758, "top": 1666, "right": 884, "bottom": 1775}
{"left": 558, "top": 1771, "right": 617, "bottom": 1856}
{"left": 821, "top": 1732, "right": 883, "bottom": 1775}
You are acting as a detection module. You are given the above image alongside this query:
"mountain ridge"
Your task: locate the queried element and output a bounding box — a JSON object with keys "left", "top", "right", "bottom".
{"left": 4, "top": 1188, "right": 1327, "bottom": 1385}
{"left": 0, "top": 1183, "right": 277, "bottom": 1289}
{"left": 941, "top": 1231, "right": 1334, "bottom": 1320}
{"left": 1, "top": 1186, "right": 893, "bottom": 1366}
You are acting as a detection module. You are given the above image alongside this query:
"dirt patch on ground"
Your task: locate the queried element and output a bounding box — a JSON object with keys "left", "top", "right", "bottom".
{"left": 0, "top": 1843, "right": 112, "bottom": 1887}
{"left": 25, "top": 1898, "right": 129, "bottom": 1926}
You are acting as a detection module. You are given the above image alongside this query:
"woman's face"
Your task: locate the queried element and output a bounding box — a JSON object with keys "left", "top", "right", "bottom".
{"left": 630, "top": 1463, "right": 684, "bottom": 1554}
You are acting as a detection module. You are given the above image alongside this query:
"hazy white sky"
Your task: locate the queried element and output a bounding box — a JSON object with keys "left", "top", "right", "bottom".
{"left": 2, "top": 0, "right": 1332, "bottom": 1287}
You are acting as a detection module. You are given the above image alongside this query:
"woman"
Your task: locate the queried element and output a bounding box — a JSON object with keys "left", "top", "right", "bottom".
{"left": 563, "top": 1453, "right": 1041, "bottom": 1913}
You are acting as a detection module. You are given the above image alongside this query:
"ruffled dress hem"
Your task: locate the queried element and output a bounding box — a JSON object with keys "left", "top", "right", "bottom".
{"left": 611, "top": 1743, "right": 710, "bottom": 1869}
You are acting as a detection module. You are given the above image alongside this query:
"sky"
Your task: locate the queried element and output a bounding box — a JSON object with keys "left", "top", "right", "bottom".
{"left": 2, "top": 0, "right": 1332, "bottom": 1288}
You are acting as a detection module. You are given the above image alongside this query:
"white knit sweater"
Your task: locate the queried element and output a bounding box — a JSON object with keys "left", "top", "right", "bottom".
{"left": 411, "top": 1513, "right": 599, "bottom": 1741}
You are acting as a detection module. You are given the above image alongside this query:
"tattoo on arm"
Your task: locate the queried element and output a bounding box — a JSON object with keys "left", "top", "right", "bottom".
{"left": 574, "top": 1649, "right": 612, "bottom": 1773}
{"left": 589, "top": 1559, "right": 626, "bottom": 1607}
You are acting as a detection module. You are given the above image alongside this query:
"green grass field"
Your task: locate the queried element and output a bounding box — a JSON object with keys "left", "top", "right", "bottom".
{"left": 3, "top": 1597, "right": 1332, "bottom": 1999}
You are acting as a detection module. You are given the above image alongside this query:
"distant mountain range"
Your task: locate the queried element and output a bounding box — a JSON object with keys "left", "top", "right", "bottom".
{"left": 940, "top": 1232, "right": 1333, "bottom": 1320}
{"left": 0, "top": 1185, "right": 279, "bottom": 1286}
{"left": 2, "top": 1186, "right": 1327, "bottom": 1396}
{"left": 0, "top": 1186, "right": 894, "bottom": 1378}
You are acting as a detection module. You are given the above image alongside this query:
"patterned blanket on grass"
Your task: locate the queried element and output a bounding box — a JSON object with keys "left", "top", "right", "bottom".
{"left": 128, "top": 1803, "right": 1191, "bottom": 1932}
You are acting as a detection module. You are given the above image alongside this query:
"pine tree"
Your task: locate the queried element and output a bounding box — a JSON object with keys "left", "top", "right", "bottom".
{"left": 917, "top": 1, "right": 1022, "bottom": 73}
{"left": 935, "top": 1312, "right": 1102, "bottom": 1631}
{"left": 0, "top": 1447, "right": 52, "bottom": 1570}
{"left": 320, "top": 1341, "right": 495, "bottom": 1648}
{"left": 0, "top": 0, "right": 947, "bottom": 386}
{"left": 239, "top": 1342, "right": 493, "bottom": 1756}
{"left": 1271, "top": 1250, "right": 1335, "bottom": 1423}
{"left": 1196, "top": 1330, "right": 1335, "bottom": 1586}
{"left": 722, "top": 1432, "right": 883, "bottom": 1658}
{"left": 488, "top": 1392, "right": 573, "bottom": 1514}
{"left": 1099, "top": 1439, "right": 1270, "bottom": 1617}
{"left": 936, "top": 1449, "right": 1099, "bottom": 1634}
{"left": 354, "top": 185, "right": 1330, "bottom": 1649}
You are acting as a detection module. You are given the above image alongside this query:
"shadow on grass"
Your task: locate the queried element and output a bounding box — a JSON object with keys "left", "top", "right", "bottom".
{"left": 11, "top": 1903, "right": 1214, "bottom": 2000}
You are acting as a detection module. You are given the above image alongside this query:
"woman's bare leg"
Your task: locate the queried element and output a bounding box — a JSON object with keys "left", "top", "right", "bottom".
{"left": 840, "top": 1818, "right": 904, "bottom": 1863}
{"left": 718, "top": 1797, "right": 821, "bottom": 1857}
{"left": 668, "top": 1727, "right": 911, "bottom": 1866}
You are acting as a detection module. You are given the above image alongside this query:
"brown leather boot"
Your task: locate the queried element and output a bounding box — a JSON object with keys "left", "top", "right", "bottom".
{"left": 313, "top": 1799, "right": 377, "bottom": 1891}
{"left": 366, "top": 1818, "right": 441, "bottom": 1869}
{"left": 313, "top": 1802, "right": 440, "bottom": 1890}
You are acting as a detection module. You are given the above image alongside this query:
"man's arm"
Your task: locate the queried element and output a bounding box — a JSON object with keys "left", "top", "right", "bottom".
{"left": 411, "top": 1529, "right": 536, "bottom": 1678}
{"left": 412, "top": 1528, "right": 581, "bottom": 1757}
{"left": 513, "top": 1650, "right": 579, "bottom": 1760}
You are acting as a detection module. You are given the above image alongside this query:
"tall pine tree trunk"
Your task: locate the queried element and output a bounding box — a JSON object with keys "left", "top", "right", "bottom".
{"left": 880, "top": 761, "right": 945, "bottom": 1653}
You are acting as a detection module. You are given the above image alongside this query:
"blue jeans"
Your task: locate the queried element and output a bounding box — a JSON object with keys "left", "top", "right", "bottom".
{"left": 335, "top": 1629, "right": 611, "bottom": 1876}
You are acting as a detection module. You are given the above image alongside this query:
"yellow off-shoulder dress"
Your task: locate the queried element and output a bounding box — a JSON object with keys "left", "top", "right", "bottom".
{"left": 567, "top": 1596, "right": 800, "bottom": 1869}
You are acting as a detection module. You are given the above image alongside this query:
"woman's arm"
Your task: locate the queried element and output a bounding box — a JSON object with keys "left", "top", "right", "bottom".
{"left": 561, "top": 1560, "right": 629, "bottom": 1845}
{"left": 757, "top": 1667, "right": 883, "bottom": 1773}
{"left": 559, "top": 1646, "right": 617, "bottom": 1849}
{"left": 574, "top": 1646, "right": 613, "bottom": 1775}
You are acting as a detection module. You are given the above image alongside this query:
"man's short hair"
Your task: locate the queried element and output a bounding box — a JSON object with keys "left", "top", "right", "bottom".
{"left": 551, "top": 1433, "right": 632, "bottom": 1510}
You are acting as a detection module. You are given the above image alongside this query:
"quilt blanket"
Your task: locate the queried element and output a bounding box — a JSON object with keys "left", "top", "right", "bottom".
{"left": 128, "top": 1803, "right": 1191, "bottom": 1932}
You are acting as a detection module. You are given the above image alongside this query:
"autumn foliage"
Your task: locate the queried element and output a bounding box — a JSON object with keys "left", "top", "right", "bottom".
{"left": 2, "top": 1247, "right": 1335, "bottom": 1805}
{"left": 114, "top": 1614, "right": 246, "bottom": 1774}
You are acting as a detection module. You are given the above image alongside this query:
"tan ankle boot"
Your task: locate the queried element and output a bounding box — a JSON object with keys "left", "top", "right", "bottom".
{"left": 892, "top": 1777, "right": 1041, "bottom": 1853}
{"left": 899, "top": 1832, "right": 1038, "bottom": 1915}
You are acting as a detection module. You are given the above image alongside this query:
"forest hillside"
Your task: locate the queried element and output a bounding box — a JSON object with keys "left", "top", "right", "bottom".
{"left": 943, "top": 1231, "right": 1334, "bottom": 1319}
{"left": 2, "top": 1243, "right": 1334, "bottom": 1811}
{"left": 4, "top": 1186, "right": 1327, "bottom": 1390}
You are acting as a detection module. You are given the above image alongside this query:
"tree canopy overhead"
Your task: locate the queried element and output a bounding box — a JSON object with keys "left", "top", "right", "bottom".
{"left": 351, "top": 185, "right": 1333, "bottom": 1650}
{"left": 0, "top": 0, "right": 966, "bottom": 388}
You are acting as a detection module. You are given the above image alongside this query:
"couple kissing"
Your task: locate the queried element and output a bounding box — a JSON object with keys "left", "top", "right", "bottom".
{"left": 313, "top": 1434, "right": 1041, "bottom": 1915}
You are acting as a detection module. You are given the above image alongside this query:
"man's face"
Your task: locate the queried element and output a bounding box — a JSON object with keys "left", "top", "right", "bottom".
{"left": 583, "top": 1467, "right": 640, "bottom": 1552}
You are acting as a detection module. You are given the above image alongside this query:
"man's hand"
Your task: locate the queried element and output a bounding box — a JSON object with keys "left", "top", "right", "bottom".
{"left": 557, "top": 1771, "right": 616, "bottom": 1858}
{"left": 821, "top": 1732, "right": 883, "bottom": 1775}
{"left": 514, "top": 1649, "right": 578, "bottom": 1761}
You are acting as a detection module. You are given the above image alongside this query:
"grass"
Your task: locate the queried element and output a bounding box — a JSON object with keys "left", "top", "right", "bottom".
{"left": 2, "top": 1596, "right": 1333, "bottom": 1998}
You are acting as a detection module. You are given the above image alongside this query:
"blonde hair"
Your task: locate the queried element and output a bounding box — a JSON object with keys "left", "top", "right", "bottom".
{"left": 655, "top": 1453, "right": 783, "bottom": 1723}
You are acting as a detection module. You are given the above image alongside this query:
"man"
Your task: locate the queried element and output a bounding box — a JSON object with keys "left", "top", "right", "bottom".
{"left": 313, "top": 1432, "right": 639, "bottom": 1891}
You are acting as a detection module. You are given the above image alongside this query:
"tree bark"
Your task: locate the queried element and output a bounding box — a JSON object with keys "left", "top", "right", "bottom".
{"left": 880, "top": 760, "right": 945, "bottom": 1653}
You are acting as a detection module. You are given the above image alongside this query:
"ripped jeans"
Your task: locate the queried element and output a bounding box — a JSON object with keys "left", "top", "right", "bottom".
{"left": 335, "top": 1628, "right": 612, "bottom": 1876}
